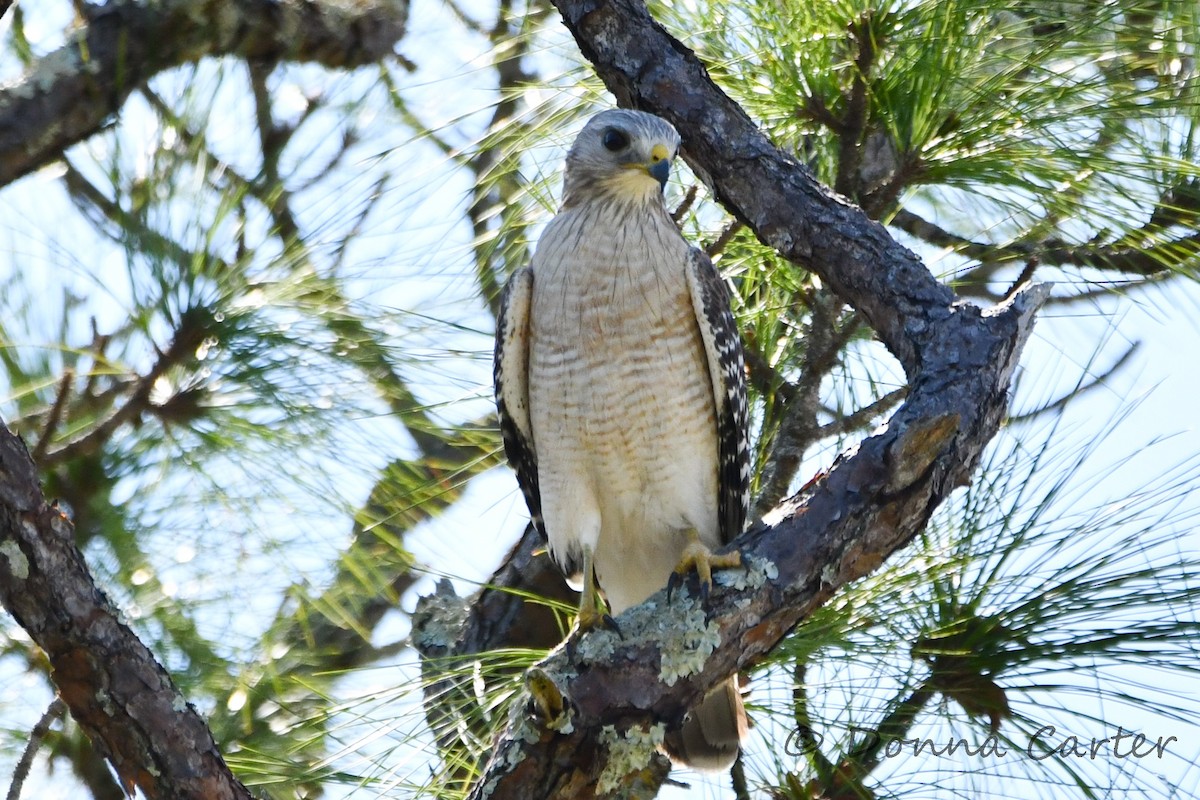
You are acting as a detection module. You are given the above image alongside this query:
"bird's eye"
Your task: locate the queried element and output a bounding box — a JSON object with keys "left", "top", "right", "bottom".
{"left": 601, "top": 128, "right": 630, "bottom": 152}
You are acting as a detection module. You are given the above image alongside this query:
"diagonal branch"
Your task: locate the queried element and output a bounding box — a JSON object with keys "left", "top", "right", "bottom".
{"left": 816, "top": 386, "right": 908, "bottom": 439}
{"left": 0, "top": 425, "right": 251, "bottom": 800}
{"left": 833, "top": 12, "right": 879, "bottom": 200}
{"left": 454, "top": 0, "right": 1051, "bottom": 797}
{"left": 0, "top": 0, "right": 408, "bottom": 190}
{"left": 466, "top": 288, "right": 1044, "bottom": 800}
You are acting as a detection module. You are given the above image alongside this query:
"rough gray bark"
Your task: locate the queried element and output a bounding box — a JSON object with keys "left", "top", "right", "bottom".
{"left": 0, "top": 0, "right": 408, "bottom": 189}
{"left": 455, "top": 0, "right": 1050, "bottom": 797}
{"left": 0, "top": 425, "right": 252, "bottom": 800}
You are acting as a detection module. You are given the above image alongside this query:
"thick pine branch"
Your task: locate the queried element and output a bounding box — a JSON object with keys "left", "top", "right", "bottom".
{"left": 456, "top": 0, "right": 1050, "bottom": 797}
{"left": 0, "top": 0, "right": 408, "bottom": 189}
{"left": 0, "top": 425, "right": 251, "bottom": 800}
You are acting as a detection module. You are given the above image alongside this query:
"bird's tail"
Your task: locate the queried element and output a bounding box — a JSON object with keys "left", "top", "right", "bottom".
{"left": 664, "top": 677, "right": 746, "bottom": 771}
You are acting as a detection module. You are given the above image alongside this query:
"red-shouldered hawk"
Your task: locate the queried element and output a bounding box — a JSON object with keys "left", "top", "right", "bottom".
{"left": 494, "top": 108, "right": 750, "bottom": 770}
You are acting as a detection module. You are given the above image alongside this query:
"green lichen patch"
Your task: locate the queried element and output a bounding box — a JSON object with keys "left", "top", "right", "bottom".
{"left": 657, "top": 600, "right": 722, "bottom": 686}
{"left": 0, "top": 540, "right": 28, "bottom": 580}
{"left": 596, "top": 723, "right": 666, "bottom": 796}
{"left": 714, "top": 553, "right": 777, "bottom": 590}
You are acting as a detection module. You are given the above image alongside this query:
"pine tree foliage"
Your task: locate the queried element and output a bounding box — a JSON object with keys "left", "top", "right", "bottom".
{"left": 0, "top": 0, "right": 1196, "bottom": 798}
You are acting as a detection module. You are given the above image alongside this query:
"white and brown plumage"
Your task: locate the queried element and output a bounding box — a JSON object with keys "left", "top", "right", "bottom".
{"left": 493, "top": 108, "right": 750, "bottom": 770}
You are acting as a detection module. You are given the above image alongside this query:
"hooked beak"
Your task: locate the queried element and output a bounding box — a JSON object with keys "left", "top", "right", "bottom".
{"left": 617, "top": 143, "right": 673, "bottom": 190}
{"left": 647, "top": 143, "right": 671, "bottom": 189}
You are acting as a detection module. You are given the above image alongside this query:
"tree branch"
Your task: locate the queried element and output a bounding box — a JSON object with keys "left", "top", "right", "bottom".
{"left": 816, "top": 386, "right": 908, "bottom": 439}
{"left": 463, "top": 0, "right": 552, "bottom": 320}
{"left": 453, "top": 0, "right": 1050, "bottom": 796}
{"left": 0, "top": 0, "right": 408, "bottom": 190}
{"left": 30, "top": 370, "right": 73, "bottom": 465}
{"left": 893, "top": 202, "right": 1200, "bottom": 295}
{"left": 0, "top": 425, "right": 251, "bottom": 799}
{"left": 833, "top": 12, "right": 878, "bottom": 200}
{"left": 42, "top": 309, "right": 211, "bottom": 466}
{"left": 6, "top": 698, "right": 66, "bottom": 800}
{"left": 754, "top": 297, "right": 857, "bottom": 516}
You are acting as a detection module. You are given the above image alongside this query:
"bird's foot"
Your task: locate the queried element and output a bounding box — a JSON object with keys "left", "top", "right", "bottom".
{"left": 576, "top": 604, "right": 621, "bottom": 636}
{"left": 564, "top": 593, "right": 621, "bottom": 660}
{"left": 564, "top": 552, "right": 620, "bottom": 659}
{"left": 667, "top": 539, "right": 742, "bottom": 604}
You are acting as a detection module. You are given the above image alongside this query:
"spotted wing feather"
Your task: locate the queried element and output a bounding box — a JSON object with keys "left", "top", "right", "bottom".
{"left": 684, "top": 248, "right": 750, "bottom": 545}
{"left": 493, "top": 268, "right": 546, "bottom": 540}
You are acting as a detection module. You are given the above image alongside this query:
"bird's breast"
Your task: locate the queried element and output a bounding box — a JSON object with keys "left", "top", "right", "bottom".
{"left": 526, "top": 205, "right": 723, "bottom": 611}
{"left": 528, "top": 209, "right": 715, "bottom": 464}
{"left": 532, "top": 211, "right": 715, "bottom": 493}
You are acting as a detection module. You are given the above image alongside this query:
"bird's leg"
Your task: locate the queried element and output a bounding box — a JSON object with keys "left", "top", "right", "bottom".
{"left": 667, "top": 529, "right": 742, "bottom": 604}
{"left": 575, "top": 547, "right": 619, "bottom": 634}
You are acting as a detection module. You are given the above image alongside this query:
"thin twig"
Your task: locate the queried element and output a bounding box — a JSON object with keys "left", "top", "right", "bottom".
{"left": 791, "top": 661, "right": 835, "bottom": 781}
{"left": 7, "top": 698, "right": 66, "bottom": 800}
{"left": 466, "top": 0, "right": 542, "bottom": 321}
{"left": 966, "top": 272, "right": 1174, "bottom": 306}
{"left": 671, "top": 184, "right": 698, "bottom": 223}
{"left": 78, "top": 320, "right": 109, "bottom": 405}
{"left": 815, "top": 386, "right": 908, "bottom": 439}
{"left": 844, "top": 683, "right": 934, "bottom": 778}
{"left": 861, "top": 151, "right": 924, "bottom": 218}
{"left": 1002, "top": 258, "right": 1040, "bottom": 302}
{"left": 31, "top": 370, "right": 73, "bottom": 464}
{"left": 796, "top": 93, "right": 843, "bottom": 134}
{"left": 753, "top": 292, "right": 847, "bottom": 516}
{"left": 1008, "top": 341, "right": 1140, "bottom": 424}
{"left": 742, "top": 334, "right": 797, "bottom": 403}
{"left": 441, "top": 0, "right": 489, "bottom": 35}
{"left": 45, "top": 324, "right": 199, "bottom": 466}
{"left": 894, "top": 201, "right": 1200, "bottom": 280}
{"left": 706, "top": 220, "right": 744, "bottom": 258}
{"left": 1042, "top": 274, "right": 1172, "bottom": 306}
{"left": 247, "top": 60, "right": 303, "bottom": 243}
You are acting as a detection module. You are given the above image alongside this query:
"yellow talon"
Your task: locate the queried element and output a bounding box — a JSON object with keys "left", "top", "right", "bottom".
{"left": 576, "top": 604, "right": 614, "bottom": 633}
{"left": 668, "top": 531, "right": 742, "bottom": 603}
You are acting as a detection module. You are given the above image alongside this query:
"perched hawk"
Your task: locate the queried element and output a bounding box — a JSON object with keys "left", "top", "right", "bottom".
{"left": 494, "top": 109, "right": 750, "bottom": 770}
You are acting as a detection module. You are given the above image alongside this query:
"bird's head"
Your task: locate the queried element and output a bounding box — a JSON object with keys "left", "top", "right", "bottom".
{"left": 561, "top": 109, "right": 681, "bottom": 208}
